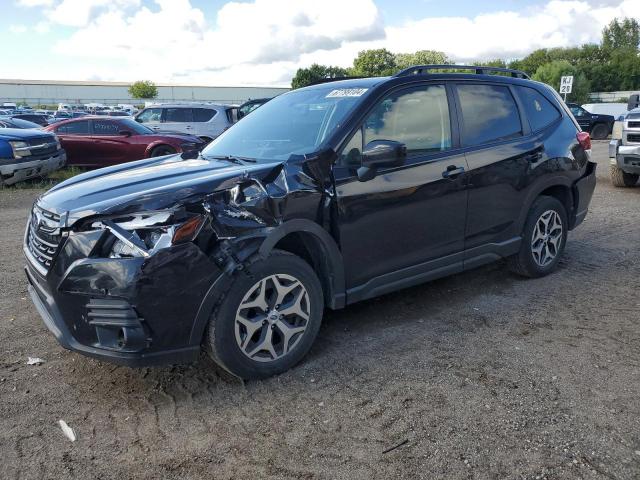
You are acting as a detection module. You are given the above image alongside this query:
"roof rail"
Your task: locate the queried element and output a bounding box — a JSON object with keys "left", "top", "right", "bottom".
{"left": 394, "top": 64, "right": 530, "bottom": 79}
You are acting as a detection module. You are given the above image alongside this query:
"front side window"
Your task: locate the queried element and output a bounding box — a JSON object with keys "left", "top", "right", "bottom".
{"left": 137, "top": 108, "right": 162, "bottom": 123}
{"left": 164, "top": 108, "right": 193, "bottom": 123}
{"left": 203, "top": 85, "right": 369, "bottom": 162}
{"left": 570, "top": 106, "right": 587, "bottom": 117}
{"left": 92, "top": 120, "right": 120, "bottom": 135}
{"left": 363, "top": 84, "right": 452, "bottom": 156}
{"left": 457, "top": 84, "right": 522, "bottom": 146}
{"left": 516, "top": 86, "right": 561, "bottom": 132}
{"left": 56, "top": 120, "right": 89, "bottom": 134}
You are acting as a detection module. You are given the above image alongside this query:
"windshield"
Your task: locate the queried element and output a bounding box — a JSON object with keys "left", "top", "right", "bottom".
{"left": 119, "top": 118, "right": 154, "bottom": 134}
{"left": 202, "top": 85, "right": 369, "bottom": 162}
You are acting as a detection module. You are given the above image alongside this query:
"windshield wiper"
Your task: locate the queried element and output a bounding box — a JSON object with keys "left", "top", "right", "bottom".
{"left": 203, "top": 154, "right": 257, "bottom": 164}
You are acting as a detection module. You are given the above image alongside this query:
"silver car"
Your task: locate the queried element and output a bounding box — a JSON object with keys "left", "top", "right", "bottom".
{"left": 134, "top": 103, "right": 236, "bottom": 143}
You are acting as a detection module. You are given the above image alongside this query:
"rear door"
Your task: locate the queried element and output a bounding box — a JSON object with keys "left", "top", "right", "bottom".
{"left": 454, "top": 82, "right": 552, "bottom": 263}
{"left": 161, "top": 107, "right": 194, "bottom": 135}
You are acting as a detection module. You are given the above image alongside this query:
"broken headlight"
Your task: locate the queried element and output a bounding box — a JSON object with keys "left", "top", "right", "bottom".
{"left": 93, "top": 211, "right": 204, "bottom": 258}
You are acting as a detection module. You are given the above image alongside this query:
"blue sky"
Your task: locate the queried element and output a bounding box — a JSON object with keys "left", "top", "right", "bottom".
{"left": 1, "top": 0, "right": 638, "bottom": 86}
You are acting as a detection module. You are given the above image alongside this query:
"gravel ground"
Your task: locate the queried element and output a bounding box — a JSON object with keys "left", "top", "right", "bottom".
{"left": 1, "top": 141, "right": 639, "bottom": 480}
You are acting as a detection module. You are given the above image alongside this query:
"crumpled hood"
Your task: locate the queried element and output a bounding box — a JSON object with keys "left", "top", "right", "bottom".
{"left": 38, "top": 154, "right": 282, "bottom": 226}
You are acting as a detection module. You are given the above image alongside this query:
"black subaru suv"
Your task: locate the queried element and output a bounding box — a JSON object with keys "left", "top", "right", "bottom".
{"left": 25, "top": 66, "right": 596, "bottom": 379}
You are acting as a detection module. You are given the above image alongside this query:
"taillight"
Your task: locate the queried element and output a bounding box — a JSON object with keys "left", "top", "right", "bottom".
{"left": 577, "top": 131, "right": 591, "bottom": 151}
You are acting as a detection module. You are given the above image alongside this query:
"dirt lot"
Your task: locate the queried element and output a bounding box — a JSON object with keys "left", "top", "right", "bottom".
{"left": 1, "top": 141, "right": 639, "bottom": 480}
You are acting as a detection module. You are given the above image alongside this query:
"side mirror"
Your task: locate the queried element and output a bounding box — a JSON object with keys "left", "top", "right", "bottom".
{"left": 119, "top": 130, "right": 132, "bottom": 137}
{"left": 357, "top": 140, "right": 407, "bottom": 182}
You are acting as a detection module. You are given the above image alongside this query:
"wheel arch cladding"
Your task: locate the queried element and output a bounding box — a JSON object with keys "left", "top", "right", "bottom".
{"left": 516, "top": 176, "right": 574, "bottom": 234}
{"left": 188, "top": 151, "right": 345, "bottom": 345}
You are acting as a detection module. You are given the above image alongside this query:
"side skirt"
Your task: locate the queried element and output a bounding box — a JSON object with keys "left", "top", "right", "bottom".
{"left": 345, "top": 237, "right": 521, "bottom": 305}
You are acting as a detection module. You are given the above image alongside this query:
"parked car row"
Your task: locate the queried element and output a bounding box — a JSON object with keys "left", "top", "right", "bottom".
{"left": 0, "top": 97, "right": 272, "bottom": 184}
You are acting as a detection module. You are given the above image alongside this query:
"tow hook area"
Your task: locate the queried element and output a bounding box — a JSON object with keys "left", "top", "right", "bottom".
{"left": 86, "top": 298, "right": 149, "bottom": 352}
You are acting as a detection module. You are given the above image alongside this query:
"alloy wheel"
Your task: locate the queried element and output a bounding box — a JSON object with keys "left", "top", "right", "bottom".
{"left": 234, "top": 274, "right": 310, "bottom": 363}
{"left": 531, "top": 209, "right": 563, "bottom": 267}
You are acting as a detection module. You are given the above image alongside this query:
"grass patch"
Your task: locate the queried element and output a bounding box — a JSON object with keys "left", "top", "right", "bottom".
{"left": 1, "top": 166, "right": 86, "bottom": 191}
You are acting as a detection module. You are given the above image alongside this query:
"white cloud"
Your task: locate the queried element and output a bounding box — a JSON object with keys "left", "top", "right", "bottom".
{"left": 34, "top": 21, "right": 50, "bottom": 34}
{"left": 11, "top": 0, "right": 640, "bottom": 85}
{"left": 47, "top": 0, "right": 141, "bottom": 27}
{"left": 9, "top": 24, "right": 28, "bottom": 34}
{"left": 17, "top": 0, "right": 54, "bottom": 6}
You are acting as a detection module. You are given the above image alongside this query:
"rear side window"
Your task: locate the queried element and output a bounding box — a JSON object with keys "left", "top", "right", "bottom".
{"left": 193, "top": 108, "right": 216, "bottom": 122}
{"left": 517, "top": 86, "right": 561, "bottom": 131}
{"left": 56, "top": 121, "right": 89, "bottom": 134}
{"left": 457, "top": 84, "right": 522, "bottom": 146}
{"left": 164, "top": 108, "right": 193, "bottom": 123}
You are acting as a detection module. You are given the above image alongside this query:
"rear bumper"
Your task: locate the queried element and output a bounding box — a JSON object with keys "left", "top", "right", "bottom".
{"left": 0, "top": 151, "right": 66, "bottom": 185}
{"left": 571, "top": 161, "right": 597, "bottom": 230}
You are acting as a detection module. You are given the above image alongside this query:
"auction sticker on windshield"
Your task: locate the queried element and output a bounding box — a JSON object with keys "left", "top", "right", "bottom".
{"left": 326, "top": 88, "right": 368, "bottom": 98}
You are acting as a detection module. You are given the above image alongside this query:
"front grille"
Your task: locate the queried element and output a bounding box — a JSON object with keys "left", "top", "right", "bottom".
{"left": 628, "top": 121, "right": 640, "bottom": 128}
{"left": 627, "top": 134, "right": 640, "bottom": 143}
{"left": 26, "top": 137, "right": 58, "bottom": 157}
{"left": 25, "top": 205, "right": 62, "bottom": 273}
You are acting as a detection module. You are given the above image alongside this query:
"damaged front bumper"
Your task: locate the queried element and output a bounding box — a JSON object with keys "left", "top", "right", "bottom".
{"left": 609, "top": 139, "right": 640, "bottom": 175}
{"left": 24, "top": 226, "right": 224, "bottom": 367}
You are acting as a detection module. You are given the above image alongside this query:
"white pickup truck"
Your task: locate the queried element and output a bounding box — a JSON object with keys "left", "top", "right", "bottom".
{"left": 609, "top": 108, "right": 640, "bottom": 187}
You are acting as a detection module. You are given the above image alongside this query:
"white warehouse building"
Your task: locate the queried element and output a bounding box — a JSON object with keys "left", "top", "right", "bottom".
{"left": 0, "top": 79, "right": 289, "bottom": 106}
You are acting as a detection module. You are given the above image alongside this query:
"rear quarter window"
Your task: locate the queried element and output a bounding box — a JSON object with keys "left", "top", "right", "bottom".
{"left": 457, "top": 84, "right": 522, "bottom": 147}
{"left": 516, "top": 86, "right": 561, "bottom": 132}
{"left": 193, "top": 108, "right": 216, "bottom": 122}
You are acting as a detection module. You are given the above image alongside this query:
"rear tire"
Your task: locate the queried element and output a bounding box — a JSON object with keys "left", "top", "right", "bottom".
{"left": 508, "top": 196, "right": 568, "bottom": 278}
{"left": 610, "top": 165, "right": 639, "bottom": 187}
{"left": 205, "top": 250, "right": 324, "bottom": 380}
{"left": 590, "top": 123, "right": 609, "bottom": 140}
{"left": 150, "top": 145, "right": 176, "bottom": 157}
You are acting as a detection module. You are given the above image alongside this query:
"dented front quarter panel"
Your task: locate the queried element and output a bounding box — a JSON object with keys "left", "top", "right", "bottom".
{"left": 27, "top": 150, "right": 338, "bottom": 359}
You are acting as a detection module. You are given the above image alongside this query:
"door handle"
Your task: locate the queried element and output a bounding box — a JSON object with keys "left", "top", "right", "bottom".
{"left": 442, "top": 165, "right": 465, "bottom": 179}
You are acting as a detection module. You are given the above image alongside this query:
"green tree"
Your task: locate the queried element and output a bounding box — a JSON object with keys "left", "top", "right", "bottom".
{"left": 128, "top": 80, "right": 158, "bottom": 99}
{"left": 602, "top": 18, "right": 640, "bottom": 52}
{"left": 352, "top": 48, "right": 397, "bottom": 77}
{"left": 533, "top": 60, "right": 591, "bottom": 104}
{"left": 291, "top": 64, "right": 350, "bottom": 89}
{"left": 395, "top": 50, "right": 449, "bottom": 70}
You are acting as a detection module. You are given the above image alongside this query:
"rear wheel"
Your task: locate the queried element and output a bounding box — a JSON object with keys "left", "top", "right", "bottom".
{"left": 150, "top": 145, "right": 176, "bottom": 157}
{"left": 205, "top": 250, "right": 324, "bottom": 379}
{"left": 509, "top": 196, "right": 567, "bottom": 278}
{"left": 610, "top": 165, "right": 639, "bottom": 187}
{"left": 590, "top": 123, "right": 609, "bottom": 140}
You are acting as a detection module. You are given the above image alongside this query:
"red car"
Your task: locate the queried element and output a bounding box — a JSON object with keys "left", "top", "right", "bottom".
{"left": 45, "top": 117, "right": 204, "bottom": 167}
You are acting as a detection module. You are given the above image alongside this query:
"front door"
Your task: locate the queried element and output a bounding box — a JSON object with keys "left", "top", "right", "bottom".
{"left": 333, "top": 83, "right": 468, "bottom": 297}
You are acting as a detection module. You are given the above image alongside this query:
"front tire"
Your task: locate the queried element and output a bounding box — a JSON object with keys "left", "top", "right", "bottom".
{"left": 509, "top": 196, "right": 568, "bottom": 278}
{"left": 610, "top": 165, "right": 639, "bottom": 187}
{"left": 150, "top": 145, "right": 176, "bottom": 157}
{"left": 205, "top": 250, "right": 324, "bottom": 379}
